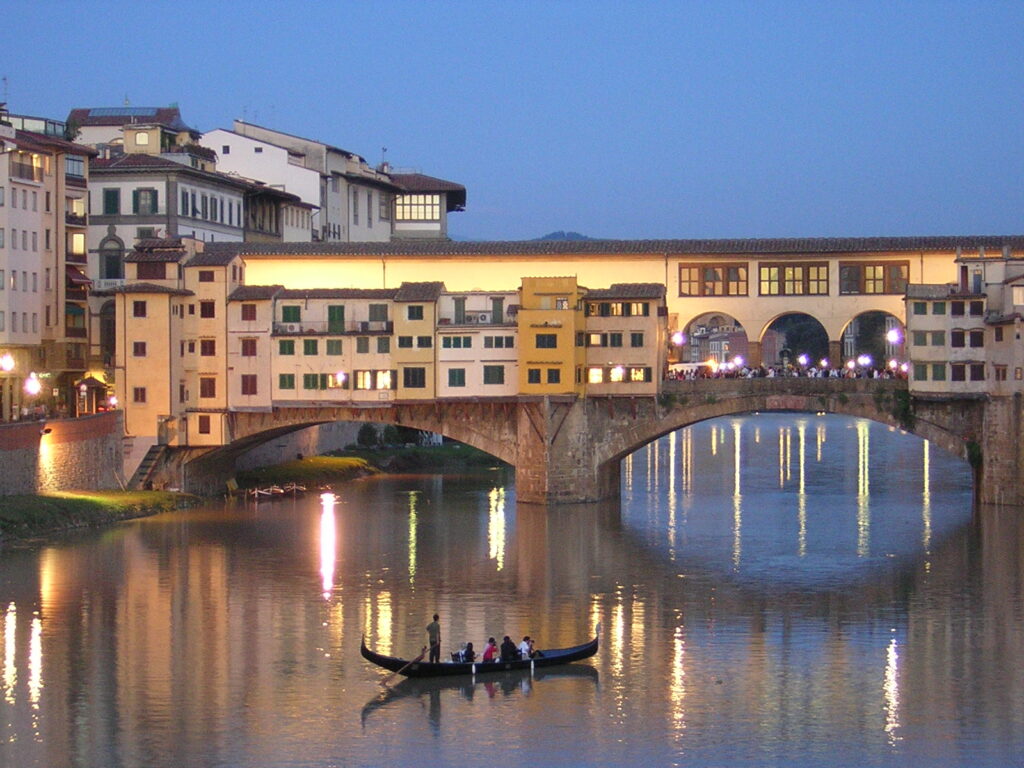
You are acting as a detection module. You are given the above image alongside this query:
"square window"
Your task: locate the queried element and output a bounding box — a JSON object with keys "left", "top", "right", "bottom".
{"left": 200, "top": 339, "right": 216, "bottom": 356}
{"left": 241, "top": 338, "right": 257, "bottom": 356}
{"left": 630, "top": 332, "right": 644, "bottom": 348}
{"left": 282, "top": 305, "right": 301, "bottom": 323}
{"left": 913, "top": 363, "right": 928, "bottom": 381}
{"left": 132, "top": 300, "right": 147, "bottom": 318}
{"left": 547, "top": 368, "right": 561, "bottom": 384}
{"left": 279, "top": 373, "right": 295, "bottom": 389}
{"left": 932, "top": 302, "right": 946, "bottom": 315}
{"left": 326, "top": 339, "right": 342, "bottom": 355}
{"left": 200, "top": 301, "right": 215, "bottom": 318}
{"left": 133, "top": 386, "right": 147, "bottom": 403}
{"left": 199, "top": 377, "right": 216, "bottom": 398}
{"left": 304, "top": 339, "right": 319, "bottom": 355}
{"left": 483, "top": 365, "right": 504, "bottom": 385}
{"left": 377, "top": 336, "right": 390, "bottom": 353}
{"left": 448, "top": 368, "right": 466, "bottom": 387}
{"left": 241, "top": 374, "right": 258, "bottom": 395}
{"left": 357, "top": 337, "right": 370, "bottom": 353}
{"left": 279, "top": 339, "right": 295, "bottom": 355}
{"left": 932, "top": 363, "right": 947, "bottom": 381}
{"left": 303, "top": 373, "right": 321, "bottom": 390}
{"left": 241, "top": 303, "right": 257, "bottom": 321}
{"left": 407, "top": 305, "right": 424, "bottom": 320}
{"left": 132, "top": 341, "right": 146, "bottom": 357}
{"left": 527, "top": 368, "right": 541, "bottom": 384}
{"left": 403, "top": 367, "right": 426, "bottom": 388}
{"left": 198, "top": 415, "right": 211, "bottom": 434}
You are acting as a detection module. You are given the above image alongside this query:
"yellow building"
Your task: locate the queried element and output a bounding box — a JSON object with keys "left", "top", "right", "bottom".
{"left": 583, "top": 283, "right": 667, "bottom": 396}
{"left": 517, "top": 276, "right": 587, "bottom": 396}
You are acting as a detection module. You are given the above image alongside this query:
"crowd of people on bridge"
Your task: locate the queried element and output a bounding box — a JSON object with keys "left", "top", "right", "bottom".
{"left": 667, "top": 362, "right": 909, "bottom": 381}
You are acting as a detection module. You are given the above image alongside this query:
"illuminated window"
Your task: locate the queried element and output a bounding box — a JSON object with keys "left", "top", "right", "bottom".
{"left": 395, "top": 194, "right": 440, "bottom": 221}
{"left": 588, "top": 367, "right": 604, "bottom": 384}
{"left": 839, "top": 262, "right": 908, "bottom": 295}
{"left": 609, "top": 366, "right": 626, "bottom": 383}
{"left": 630, "top": 367, "right": 652, "bottom": 382}
{"left": 376, "top": 370, "right": 393, "bottom": 390}
{"left": 355, "top": 370, "right": 373, "bottom": 390}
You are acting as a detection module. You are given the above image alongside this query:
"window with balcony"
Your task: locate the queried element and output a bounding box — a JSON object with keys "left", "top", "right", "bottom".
{"left": 281, "top": 305, "right": 301, "bottom": 323}
{"left": 368, "top": 304, "right": 388, "bottom": 322}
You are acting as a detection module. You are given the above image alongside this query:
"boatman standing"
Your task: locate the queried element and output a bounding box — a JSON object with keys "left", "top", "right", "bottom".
{"left": 426, "top": 614, "right": 441, "bottom": 663}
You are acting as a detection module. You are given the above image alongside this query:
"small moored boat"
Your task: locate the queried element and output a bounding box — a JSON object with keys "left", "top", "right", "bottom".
{"left": 361, "top": 631, "right": 599, "bottom": 678}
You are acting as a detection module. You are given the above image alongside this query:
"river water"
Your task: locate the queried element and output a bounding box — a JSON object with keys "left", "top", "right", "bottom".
{"left": 1, "top": 413, "right": 1021, "bottom": 768}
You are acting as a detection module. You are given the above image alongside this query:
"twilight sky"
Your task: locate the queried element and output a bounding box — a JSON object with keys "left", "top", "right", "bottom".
{"left": 4, "top": 1, "right": 1022, "bottom": 241}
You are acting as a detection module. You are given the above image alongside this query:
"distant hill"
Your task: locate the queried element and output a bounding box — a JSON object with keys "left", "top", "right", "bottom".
{"left": 533, "top": 231, "right": 593, "bottom": 241}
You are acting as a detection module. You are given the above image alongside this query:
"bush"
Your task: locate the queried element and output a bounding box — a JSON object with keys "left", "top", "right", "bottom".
{"left": 381, "top": 425, "right": 400, "bottom": 445}
{"left": 357, "top": 423, "right": 379, "bottom": 447}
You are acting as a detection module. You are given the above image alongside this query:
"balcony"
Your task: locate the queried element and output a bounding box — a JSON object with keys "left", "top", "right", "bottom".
{"left": 439, "top": 313, "right": 514, "bottom": 326}
{"left": 65, "top": 213, "right": 87, "bottom": 227}
{"left": 273, "top": 320, "right": 393, "bottom": 335}
{"left": 66, "top": 286, "right": 88, "bottom": 301}
{"left": 65, "top": 327, "right": 87, "bottom": 339}
{"left": 66, "top": 251, "right": 88, "bottom": 266}
{"left": 10, "top": 161, "right": 42, "bottom": 182}
{"left": 95, "top": 278, "right": 127, "bottom": 291}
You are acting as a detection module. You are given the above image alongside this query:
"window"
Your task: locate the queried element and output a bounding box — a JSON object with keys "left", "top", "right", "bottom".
{"left": 279, "top": 374, "right": 295, "bottom": 390}
{"left": 398, "top": 336, "right": 413, "bottom": 348}
{"left": 241, "top": 338, "right": 257, "bottom": 356}
{"left": 969, "top": 330, "right": 984, "bottom": 347}
{"left": 994, "top": 365, "right": 1007, "bottom": 381}
{"left": 377, "top": 336, "right": 390, "bottom": 353}
{"left": 913, "top": 363, "right": 928, "bottom": 381}
{"left": 968, "top": 363, "right": 984, "bottom": 381}
{"left": 932, "top": 302, "right": 946, "bottom": 315}
{"left": 483, "top": 365, "right": 505, "bottom": 385}
{"left": 395, "top": 194, "right": 440, "bottom": 221}
{"left": 407, "top": 305, "right": 424, "bottom": 320}
{"left": 758, "top": 263, "right": 828, "bottom": 296}
{"left": 222, "top": 145, "right": 230, "bottom": 155}
{"left": 102, "top": 188, "right": 120, "bottom": 215}
{"left": 304, "top": 339, "right": 319, "bottom": 355}
{"left": 932, "top": 363, "right": 947, "bottom": 381}
{"left": 630, "top": 367, "right": 652, "bottom": 382}
{"left": 912, "top": 331, "right": 927, "bottom": 346}
{"left": 303, "top": 373, "right": 325, "bottom": 390}
{"left": 680, "top": 263, "right": 748, "bottom": 296}
{"left": 609, "top": 333, "right": 623, "bottom": 347}
{"left": 931, "top": 331, "right": 945, "bottom": 346}
{"left": 133, "top": 387, "right": 147, "bottom": 403}
{"left": 0, "top": 229, "right": 3, "bottom": 248}
{"left": 995, "top": 327, "right": 1004, "bottom": 342}
{"left": 527, "top": 368, "right": 541, "bottom": 384}
{"left": 352, "top": 192, "right": 359, "bottom": 225}
{"left": 133, "top": 341, "right": 147, "bottom": 357}
{"left": 951, "top": 330, "right": 965, "bottom": 348}
{"left": 379, "top": 193, "right": 391, "bottom": 221}
{"left": 554, "top": 297, "right": 569, "bottom": 310}
{"left": 547, "top": 368, "right": 561, "bottom": 384}
{"left": 838, "top": 262, "right": 908, "bottom": 295}
{"left": 199, "top": 339, "right": 215, "bottom": 356}
{"left": 133, "top": 301, "right": 147, "bottom": 318}
{"left": 199, "top": 377, "right": 216, "bottom": 398}
{"left": 197, "top": 415, "right": 211, "bottom": 434}
{"left": 134, "top": 188, "right": 158, "bottom": 215}
{"left": 241, "top": 375, "right": 258, "bottom": 395}
{"left": 536, "top": 333, "right": 557, "bottom": 349}
{"left": 403, "top": 367, "right": 426, "bottom": 388}
{"left": 241, "top": 303, "right": 257, "bottom": 321}
{"left": 200, "top": 301, "right": 215, "bottom": 318}
{"left": 630, "top": 332, "right": 644, "bottom": 347}
{"left": 969, "top": 301, "right": 984, "bottom": 316}
{"left": 588, "top": 367, "right": 604, "bottom": 384}
{"left": 951, "top": 301, "right": 965, "bottom": 317}
{"left": 279, "top": 339, "right": 295, "bottom": 355}
{"left": 368, "top": 304, "right": 388, "bottom": 322}
{"left": 356, "top": 337, "right": 369, "bottom": 353}
{"left": 281, "top": 306, "right": 301, "bottom": 323}
{"left": 326, "top": 339, "right": 342, "bottom": 355}
{"left": 951, "top": 364, "right": 966, "bottom": 382}
{"left": 327, "top": 305, "right": 346, "bottom": 332}
{"left": 416, "top": 336, "right": 432, "bottom": 348}
{"left": 448, "top": 368, "right": 466, "bottom": 387}
{"left": 198, "top": 270, "right": 214, "bottom": 282}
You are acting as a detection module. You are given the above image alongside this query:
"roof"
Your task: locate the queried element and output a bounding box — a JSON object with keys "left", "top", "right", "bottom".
{"left": 391, "top": 173, "right": 466, "bottom": 210}
{"left": 394, "top": 282, "right": 445, "bottom": 301}
{"left": 206, "top": 235, "right": 1024, "bottom": 260}
{"left": 12, "top": 130, "right": 97, "bottom": 157}
{"left": 186, "top": 249, "right": 241, "bottom": 267}
{"left": 90, "top": 153, "right": 250, "bottom": 189}
{"left": 586, "top": 283, "right": 666, "bottom": 300}
{"left": 905, "top": 284, "right": 955, "bottom": 299}
{"left": 342, "top": 171, "right": 402, "bottom": 192}
{"left": 232, "top": 120, "right": 361, "bottom": 161}
{"left": 67, "top": 106, "right": 198, "bottom": 135}
{"left": 278, "top": 288, "right": 399, "bottom": 300}
{"left": 228, "top": 285, "right": 285, "bottom": 301}
{"left": 92, "top": 282, "right": 193, "bottom": 296}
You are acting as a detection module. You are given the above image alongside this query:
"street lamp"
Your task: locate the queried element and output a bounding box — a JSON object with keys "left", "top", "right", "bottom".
{"left": 0, "top": 353, "right": 13, "bottom": 372}
{"left": 24, "top": 372, "right": 41, "bottom": 396}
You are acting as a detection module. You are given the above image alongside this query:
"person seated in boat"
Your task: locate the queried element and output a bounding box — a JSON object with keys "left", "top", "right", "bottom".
{"left": 529, "top": 637, "right": 542, "bottom": 658}
{"left": 482, "top": 637, "right": 498, "bottom": 662}
{"left": 499, "top": 635, "right": 518, "bottom": 661}
{"left": 518, "top": 636, "right": 532, "bottom": 659}
{"left": 462, "top": 642, "right": 476, "bottom": 662}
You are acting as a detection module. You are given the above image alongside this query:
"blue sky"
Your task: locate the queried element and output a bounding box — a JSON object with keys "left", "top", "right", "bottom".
{"left": 4, "top": 1, "right": 1022, "bottom": 240}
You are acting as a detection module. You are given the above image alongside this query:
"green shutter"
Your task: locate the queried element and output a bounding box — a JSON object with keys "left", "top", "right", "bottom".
{"left": 132, "top": 189, "right": 139, "bottom": 214}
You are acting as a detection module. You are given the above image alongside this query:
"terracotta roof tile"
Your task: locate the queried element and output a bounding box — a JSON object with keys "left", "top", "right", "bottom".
{"left": 586, "top": 283, "right": 665, "bottom": 300}
{"left": 228, "top": 285, "right": 285, "bottom": 301}
{"left": 92, "top": 282, "right": 193, "bottom": 296}
{"left": 278, "top": 288, "right": 398, "bottom": 300}
{"left": 394, "top": 282, "right": 445, "bottom": 301}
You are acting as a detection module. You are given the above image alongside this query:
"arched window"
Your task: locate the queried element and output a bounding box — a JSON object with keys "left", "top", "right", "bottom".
{"left": 99, "top": 237, "right": 124, "bottom": 280}
{"left": 99, "top": 301, "right": 116, "bottom": 366}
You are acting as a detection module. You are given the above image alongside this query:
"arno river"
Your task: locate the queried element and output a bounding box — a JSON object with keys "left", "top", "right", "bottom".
{"left": 1, "top": 413, "right": 1022, "bottom": 767}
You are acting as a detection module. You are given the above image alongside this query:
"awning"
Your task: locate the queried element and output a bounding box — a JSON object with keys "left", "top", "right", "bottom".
{"left": 66, "top": 265, "right": 91, "bottom": 285}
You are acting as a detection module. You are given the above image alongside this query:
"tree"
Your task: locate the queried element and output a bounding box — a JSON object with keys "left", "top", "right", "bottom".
{"left": 357, "top": 423, "right": 379, "bottom": 447}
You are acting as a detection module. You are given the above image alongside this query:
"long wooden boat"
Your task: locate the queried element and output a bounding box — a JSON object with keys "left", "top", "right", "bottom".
{"left": 361, "top": 633, "right": 599, "bottom": 678}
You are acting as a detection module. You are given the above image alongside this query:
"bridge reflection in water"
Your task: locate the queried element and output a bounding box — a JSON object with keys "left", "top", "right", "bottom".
{"left": 3, "top": 412, "right": 1021, "bottom": 767}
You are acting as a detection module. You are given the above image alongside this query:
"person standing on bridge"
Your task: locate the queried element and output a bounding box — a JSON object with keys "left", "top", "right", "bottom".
{"left": 426, "top": 614, "right": 442, "bottom": 664}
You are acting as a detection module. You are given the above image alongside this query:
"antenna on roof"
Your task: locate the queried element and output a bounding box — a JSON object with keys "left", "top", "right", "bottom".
{"left": 1, "top": 76, "right": 7, "bottom": 104}
{"left": 124, "top": 94, "right": 130, "bottom": 106}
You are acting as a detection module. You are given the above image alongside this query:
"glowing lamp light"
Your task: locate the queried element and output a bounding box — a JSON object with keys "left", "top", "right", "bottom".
{"left": 857, "top": 354, "right": 873, "bottom": 367}
{"left": 846, "top": 359, "right": 857, "bottom": 370}
{"left": 900, "top": 363, "right": 909, "bottom": 374}
{"left": 0, "top": 353, "right": 13, "bottom": 372}
{"left": 886, "top": 328, "right": 902, "bottom": 344}
{"left": 820, "top": 358, "right": 830, "bottom": 368}
{"left": 108, "top": 395, "right": 118, "bottom": 408}
{"left": 24, "top": 373, "right": 41, "bottom": 396}
{"left": 733, "top": 356, "right": 745, "bottom": 367}
{"left": 888, "top": 359, "right": 898, "bottom": 370}
{"left": 671, "top": 331, "right": 686, "bottom": 346}
{"left": 797, "top": 354, "right": 809, "bottom": 367}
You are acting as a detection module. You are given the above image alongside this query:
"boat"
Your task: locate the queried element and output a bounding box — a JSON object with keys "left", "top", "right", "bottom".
{"left": 360, "top": 631, "right": 599, "bottom": 679}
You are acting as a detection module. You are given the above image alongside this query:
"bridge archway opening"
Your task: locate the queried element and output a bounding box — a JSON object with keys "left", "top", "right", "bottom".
{"left": 839, "top": 310, "right": 906, "bottom": 372}
{"left": 674, "top": 312, "right": 749, "bottom": 368}
{"left": 760, "top": 312, "right": 829, "bottom": 370}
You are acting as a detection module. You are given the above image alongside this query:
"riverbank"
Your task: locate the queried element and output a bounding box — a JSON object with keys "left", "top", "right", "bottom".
{"left": 0, "top": 490, "right": 197, "bottom": 546}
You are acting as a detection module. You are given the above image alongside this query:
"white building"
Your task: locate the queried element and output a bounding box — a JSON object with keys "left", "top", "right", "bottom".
{"left": 436, "top": 290, "right": 518, "bottom": 398}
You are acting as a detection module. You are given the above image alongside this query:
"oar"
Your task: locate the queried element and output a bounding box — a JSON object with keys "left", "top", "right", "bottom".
{"left": 379, "top": 645, "right": 428, "bottom": 687}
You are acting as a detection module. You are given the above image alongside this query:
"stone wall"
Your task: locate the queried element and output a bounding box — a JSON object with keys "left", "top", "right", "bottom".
{"left": 0, "top": 412, "right": 125, "bottom": 495}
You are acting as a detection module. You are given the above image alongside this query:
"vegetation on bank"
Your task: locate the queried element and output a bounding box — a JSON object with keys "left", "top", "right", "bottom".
{"left": 330, "top": 442, "right": 504, "bottom": 472}
{"left": 235, "top": 455, "right": 377, "bottom": 489}
{"left": 0, "top": 491, "right": 195, "bottom": 544}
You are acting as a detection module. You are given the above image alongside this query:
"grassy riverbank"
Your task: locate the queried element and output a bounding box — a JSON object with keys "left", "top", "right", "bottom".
{"left": 235, "top": 455, "right": 377, "bottom": 489}
{"left": 0, "top": 491, "right": 196, "bottom": 544}
{"left": 332, "top": 443, "right": 503, "bottom": 472}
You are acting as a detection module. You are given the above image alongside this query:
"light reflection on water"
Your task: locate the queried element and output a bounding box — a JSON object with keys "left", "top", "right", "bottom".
{"left": 1, "top": 414, "right": 1022, "bottom": 767}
